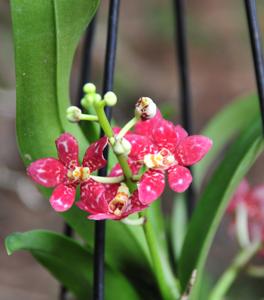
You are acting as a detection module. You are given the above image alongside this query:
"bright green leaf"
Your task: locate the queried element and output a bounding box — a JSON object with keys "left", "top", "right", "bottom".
{"left": 11, "top": 0, "right": 151, "bottom": 275}
{"left": 171, "top": 95, "right": 259, "bottom": 264}
{"left": 179, "top": 120, "right": 264, "bottom": 298}
{"left": 195, "top": 94, "right": 259, "bottom": 188}
{"left": 5, "top": 230, "right": 141, "bottom": 300}
{"left": 171, "top": 194, "right": 187, "bottom": 261}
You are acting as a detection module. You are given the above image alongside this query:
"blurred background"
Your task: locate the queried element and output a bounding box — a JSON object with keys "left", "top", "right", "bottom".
{"left": 1, "top": 0, "right": 264, "bottom": 299}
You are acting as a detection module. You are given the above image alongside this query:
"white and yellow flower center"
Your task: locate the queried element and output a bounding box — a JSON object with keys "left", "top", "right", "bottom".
{"left": 109, "top": 183, "right": 130, "bottom": 216}
{"left": 144, "top": 149, "right": 176, "bottom": 170}
{"left": 67, "top": 166, "right": 90, "bottom": 181}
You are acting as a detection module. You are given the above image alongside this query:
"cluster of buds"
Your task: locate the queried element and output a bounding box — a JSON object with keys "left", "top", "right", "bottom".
{"left": 27, "top": 83, "right": 212, "bottom": 221}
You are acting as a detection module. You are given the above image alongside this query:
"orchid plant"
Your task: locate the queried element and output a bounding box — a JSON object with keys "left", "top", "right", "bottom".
{"left": 5, "top": 1, "right": 264, "bottom": 300}
{"left": 27, "top": 86, "right": 212, "bottom": 222}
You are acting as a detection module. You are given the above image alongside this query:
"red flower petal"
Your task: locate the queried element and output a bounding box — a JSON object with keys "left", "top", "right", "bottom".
{"left": 88, "top": 190, "right": 148, "bottom": 220}
{"left": 110, "top": 160, "right": 141, "bottom": 177}
{"left": 175, "top": 125, "right": 188, "bottom": 142}
{"left": 152, "top": 118, "right": 182, "bottom": 153}
{"left": 49, "top": 184, "right": 76, "bottom": 212}
{"left": 134, "top": 109, "right": 162, "bottom": 136}
{"left": 78, "top": 179, "right": 108, "bottom": 213}
{"left": 124, "top": 190, "right": 148, "bottom": 214}
{"left": 27, "top": 158, "right": 66, "bottom": 187}
{"left": 175, "top": 135, "right": 212, "bottom": 166}
{"left": 126, "top": 133, "right": 157, "bottom": 160}
{"left": 88, "top": 213, "right": 118, "bottom": 220}
{"left": 138, "top": 169, "right": 165, "bottom": 205}
{"left": 56, "top": 133, "right": 79, "bottom": 170}
{"left": 82, "top": 136, "right": 108, "bottom": 172}
{"left": 227, "top": 180, "right": 250, "bottom": 213}
{"left": 104, "top": 183, "right": 120, "bottom": 203}
{"left": 168, "top": 165, "right": 192, "bottom": 193}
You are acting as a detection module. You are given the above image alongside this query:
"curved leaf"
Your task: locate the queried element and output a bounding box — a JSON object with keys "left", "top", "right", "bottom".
{"left": 171, "top": 95, "right": 259, "bottom": 263}
{"left": 11, "top": 0, "right": 151, "bottom": 276}
{"left": 195, "top": 94, "right": 259, "bottom": 188}
{"left": 179, "top": 120, "right": 264, "bottom": 298}
{"left": 5, "top": 230, "right": 141, "bottom": 300}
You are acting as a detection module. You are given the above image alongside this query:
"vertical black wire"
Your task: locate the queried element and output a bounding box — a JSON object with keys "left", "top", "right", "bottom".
{"left": 60, "top": 15, "right": 97, "bottom": 300}
{"left": 77, "top": 15, "right": 97, "bottom": 104}
{"left": 173, "top": 0, "right": 195, "bottom": 217}
{"left": 93, "top": 1, "right": 120, "bottom": 300}
{"left": 244, "top": 0, "right": 264, "bottom": 133}
{"left": 59, "top": 224, "right": 73, "bottom": 299}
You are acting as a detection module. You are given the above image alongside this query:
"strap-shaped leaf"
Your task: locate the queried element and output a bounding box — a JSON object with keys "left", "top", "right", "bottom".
{"left": 179, "top": 120, "right": 264, "bottom": 298}
{"left": 11, "top": 0, "right": 151, "bottom": 274}
{"left": 195, "top": 94, "right": 259, "bottom": 188}
{"left": 171, "top": 95, "right": 259, "bottom": 263}
{"left": 5, "top": 230, "right": 141, "bottom": 300}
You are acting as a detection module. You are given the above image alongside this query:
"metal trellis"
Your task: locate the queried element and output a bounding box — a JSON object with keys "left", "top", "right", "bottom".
{"left": 94, "top": 1, "right": 120, "bottom": 300}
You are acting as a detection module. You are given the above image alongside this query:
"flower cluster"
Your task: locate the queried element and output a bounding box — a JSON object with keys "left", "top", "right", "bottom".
{"left": 27, "top": 84, "right": 212, "bottom": 221}
{"left": 228, "top": 179, "right": 264, "bottom": 254}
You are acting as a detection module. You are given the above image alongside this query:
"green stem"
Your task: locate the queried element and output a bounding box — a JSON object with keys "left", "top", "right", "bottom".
{"left": 235, "top": 203, "right": 250, "bottom": 248}
{"left": 94, "top": 101, "right": 114, "bottom": 138}
{"left": 115, "top": 153, "right": 134, "bottom": 189}
{"left": 94, "top": 100, "right": 180, "bottom": 299}
{"left": 116, "top": 116, "right": 138, "bottom": 139}
{"left": 80, "top": 114, "right": 98, "bottom": 121}
{"left": 90, "top": 175, "right": 124, "bottom": 184}
{"left": 140, "top": 209, "right": 181, "bottom": 300}
{"left": 247, "top": 265, "right": 264, "bottom": 278}
{"left": 122, "top": 216, "right": 146, "bottom": 226}
{"left": 209, "top": 241, "right": 261, "bottom": 300}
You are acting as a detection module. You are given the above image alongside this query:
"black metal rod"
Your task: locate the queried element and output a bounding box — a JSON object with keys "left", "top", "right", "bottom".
{"left": 77, "top": 15, "right": 97, "bottom": 104}
{"left": 93, "top": 1, "right": 120, "bottom": 300}
{"left": 59, "top": 223, "right": 73, "bottom": 299}
{"left": 173, "top": 0, "right": 195, "bottom": 217}
{"left": 244, "top": 0, "right": 264, "bottom": 133}
{"left": 60, "top": 14, "right": 98, "bottom": 300}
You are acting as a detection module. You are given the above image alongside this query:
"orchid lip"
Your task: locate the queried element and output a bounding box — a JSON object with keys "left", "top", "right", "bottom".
{"left": 143, "top": 148, "right": 177, "bottom": 170}
{"left": 67, "top": 166, "right": 90, "bottom": 182}
{"left": 108, "top": 183, "right": 130, "bottom": 216}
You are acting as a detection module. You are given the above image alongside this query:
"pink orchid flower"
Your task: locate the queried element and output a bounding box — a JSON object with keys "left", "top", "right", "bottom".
{"left": 76, "top": 163, "right": 148, "bottom": 220}
{"left": 27, "top": 133, "right": 107, "bottom": 212}
{"left": 121, "top": 112, "right": 212, "bottom": 205}
{"left": 228, "top": 180, "right": 264, "bottom": 253}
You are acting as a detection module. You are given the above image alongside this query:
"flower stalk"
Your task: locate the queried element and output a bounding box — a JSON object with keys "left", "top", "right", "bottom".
{"left": 90, "top": 175, "right": 124, "bottom": 184}
{"left": 92, "top": 92, "right": 181, "bottom": 300}
{"left": 116, "top": 116, "right": 138, "bottom": 140}
{"left": 208, "top": 241, "right": 261, "bottom": 300}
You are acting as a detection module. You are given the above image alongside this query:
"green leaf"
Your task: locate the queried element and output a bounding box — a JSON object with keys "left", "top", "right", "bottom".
{"left": 171, "top": 194, "right": 187, "bottom": 261}
{"left": 178, "top": 120, "right": 264, "bottom": 298}
{"left": 5, "top": 230, "right": 141, "bottom": 300}
{"left": 195, "top": 94, "right": 259, "bottom": 188}
{"left": 171, "top": 95, "right": 259, "bottom": 263}
{"left": 11, "top": 0, "right": 151, "bottom": 276}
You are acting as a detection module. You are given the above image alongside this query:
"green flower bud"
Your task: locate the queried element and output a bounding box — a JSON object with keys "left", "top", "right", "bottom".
{"left": 66, "top": 106, "right": 82, "bottom": 123}
{"left": 104, "top": 91, "right": 117, "bottom": 106}
{"left": 113, "top": 137, "right": 131, "bottom": 155}
{"left": 83, "top": 83, "right": 96, "bottom": 94}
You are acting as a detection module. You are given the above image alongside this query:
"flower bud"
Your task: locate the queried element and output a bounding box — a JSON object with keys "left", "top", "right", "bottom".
{"left": 83, "top": 83, "right": 96, "bottom": 94}
{"left": 113, "top": 137, "right": 132, "bottom": 155}
{"left": 81, "top": 94, "right": 94, "bottom": 109}
{"left": 104, "top": 91, "right": 117, "bottom": 106}
{"left": 66, "top": 106, "right": 82, "bottom": 123}
{"left": 135, "top": 97, "right": 157, "bottom": 120}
